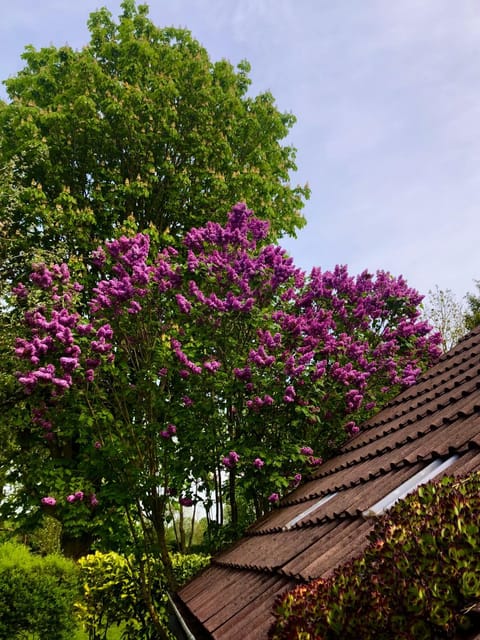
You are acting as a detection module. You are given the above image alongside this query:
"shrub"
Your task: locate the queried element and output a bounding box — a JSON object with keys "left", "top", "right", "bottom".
{"left": 29, "top": 514, "right": 62, "bottom": 555}
{"left": 270, "top": 473, "right": 480, "bottom": 640}
{"left": 0, "top": 541, "right": 79, "bottom": 639}
{"left": 76, "top": 550, "right": 210, "bottom": 639}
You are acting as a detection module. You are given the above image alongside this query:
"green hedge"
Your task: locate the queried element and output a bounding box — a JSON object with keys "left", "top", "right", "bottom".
{"left": 271, "top": 473, "right": 480, "bottom": 640}
{"left": 0, "top": 542, "right": 79, "bottom": 639}
{"left": 76, "top": 550, "right": 210, "bottom": 639}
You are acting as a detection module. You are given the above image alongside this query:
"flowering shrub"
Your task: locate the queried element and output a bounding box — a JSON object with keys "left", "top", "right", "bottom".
{"left": 270, "top": 473, "right": 480, "bottom": 640}
{"left": 0, "top": 542, "right": 79, "bottom": 640}
{"left": 11, "top": 203, "right": 440, "bottom": 560}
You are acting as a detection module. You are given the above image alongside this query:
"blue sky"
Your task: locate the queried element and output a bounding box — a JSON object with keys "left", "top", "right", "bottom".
{"left": 1, "top": 1, "right": 479, "bottom": 303}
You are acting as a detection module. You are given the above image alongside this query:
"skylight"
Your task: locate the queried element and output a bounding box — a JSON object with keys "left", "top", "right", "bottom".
{"left": 283, "top": 492, "right": 338, "bottom": 530}
{"left": 362, "top": 455, "right": 459, "bottom": 517}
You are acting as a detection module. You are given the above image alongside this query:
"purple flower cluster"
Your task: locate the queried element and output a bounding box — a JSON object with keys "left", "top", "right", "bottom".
{"left": 222, "top": 451, "right": 240, "bottom": 468}
{"left": 41, "top": 496, "right": 56, "bottom": 506}
{"left": 14, "top": 203, "right": 442, "bottom": 524}
{"left": 300, "top": 446, "right": 314, "bottom": 456}
{"left": 160, "top": 423, "right": 177, "bottom": 439}
{"left": 67, "top": 491, "right": 84, "bottom": 503}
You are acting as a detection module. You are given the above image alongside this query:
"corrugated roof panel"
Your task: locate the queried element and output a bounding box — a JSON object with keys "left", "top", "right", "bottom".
{"left": 215, "top": 528, "right": 318, "bottom": 569}
{"left": 210, "top": 576, "right": 295, "bottom": 640}
{"left": 282, "top": 518, "right": 374, "bottom": 581}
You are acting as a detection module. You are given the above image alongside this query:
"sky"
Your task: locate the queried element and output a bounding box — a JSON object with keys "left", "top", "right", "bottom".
{"left": 1, "top": 0, "right": 479, "bottom": 304}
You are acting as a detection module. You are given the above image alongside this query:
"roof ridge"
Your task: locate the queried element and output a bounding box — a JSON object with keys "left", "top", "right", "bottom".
{"left": 313, "top": 409, "right": 478, "bottom": 480}
{"left": 343, "top": 377, "right": 480, "bottom": 451}
{"left": 348, "top": 366, "right": 480, "bottom": 438}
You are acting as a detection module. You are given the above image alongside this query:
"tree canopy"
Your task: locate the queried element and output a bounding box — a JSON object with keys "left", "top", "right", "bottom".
{"left": 0, "top": 5, "right": 443, "bottom": 636}
{"left": 0, "top": 0, "right": 308, "bottom": 284}
{"left": 465, "top": 280, "right": 480, "bottom": 331}
{"left": 9, "top": 204, "right": 441, "bottom": 563}
{"left": 423, "top": 286, "right": 466, "bottom": 351}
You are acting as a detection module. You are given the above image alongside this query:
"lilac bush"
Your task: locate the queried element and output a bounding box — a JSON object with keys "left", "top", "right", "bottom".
{"left": 12, "top": 203, "right": 441, "bottom": 563}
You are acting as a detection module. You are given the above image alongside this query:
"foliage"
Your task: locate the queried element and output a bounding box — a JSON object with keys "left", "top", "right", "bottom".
{"left": 0, "top": 0, "right": 308, "bottom": 564}
{"left": 0, "top": 541, "right": 80, "bottom": 640}
{"left": 423, "top": 285, "right": 467, "bottom": 351}
{"left": 28, "top": 514, "right": 62, "bottom": 555}
{"left": 75, "top": 550, "right": 210, "bottom": 639}
{"left": 270, "top": 473, "right": 480, "bottom": 640}
{"left": 465, "top": 280, "right": 480, "bottom": 331}
{"left": 8, "top": 204, "right": 440, "bottom": 636}
{"left": 8, "top": 204, "right": 441, "bottom": 540}
{"left": 170, "top": 551, "right": 211, "bottom": 586}
{"left": 0, "top": 0, "right": 308, "bottom": 286}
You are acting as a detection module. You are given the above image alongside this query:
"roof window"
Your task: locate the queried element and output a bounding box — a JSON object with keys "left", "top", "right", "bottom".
{"left": 362, "top": 455, "right": 459, "bottom": 517}
{"left": 283, "top": 492, "right": 338, "bottom": 530}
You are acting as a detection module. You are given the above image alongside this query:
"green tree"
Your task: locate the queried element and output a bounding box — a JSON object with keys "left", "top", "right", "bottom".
{"left": 423, "top": 286, "right": 466, "bottom": 351}
{"left": 8, "top": 206, "right": 440, "bottom": 638}
{"left": 0, "top": 0, "right": 308, "bottom": 531}
{"left": 0, "top": 0, "right": 308, "bottom": 285}
{"left": 465, "top": 280, "right": 480, "bottom": 330}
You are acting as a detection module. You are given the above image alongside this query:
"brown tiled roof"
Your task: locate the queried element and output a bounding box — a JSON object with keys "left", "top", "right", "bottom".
{"left": 178, "top": 326, "right": 480, "bottom": 639}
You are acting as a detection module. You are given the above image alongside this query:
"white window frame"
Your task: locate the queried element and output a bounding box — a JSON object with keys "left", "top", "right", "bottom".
{"left": 362, "top": 455, "right": 459, "bottom": 517}
{"left": 283, "top": 492, "right": 338, "bottom": 530}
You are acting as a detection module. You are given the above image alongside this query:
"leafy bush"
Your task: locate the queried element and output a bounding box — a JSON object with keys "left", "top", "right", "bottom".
{"left": 0, "top": 541, "right": 79, "bottom": 639}
{"left": 76, "top": 550, "right": 210, "bottom": 639}
{"left": 28, "top": 514, "right": 62, "bottom": 555}
{"left": 270, "top": 473, "right": 480, "bottom": 640}
{"left": 170, "top": 551, "right": 211, "bottom": 586}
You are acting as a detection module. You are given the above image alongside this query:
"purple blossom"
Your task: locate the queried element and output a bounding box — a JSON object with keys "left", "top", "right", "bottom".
{"left": 283, "top": 385, "right": 296, "bottom": 403}
{"left": 59, "top": 357, "right": 80, "bottom": 373}
{"left": 179, "top": 497, "right": 193, "bottom": 507}
{"left": 253, "top": 457, "right": 265, "bottom": 469}
{"left": 30, "top": 264, "right": 54, "bottom": 289}
{"left": 128, "top": 300, "right": 142, "bottom": 314}
{"left": 233, "top": 366, "right": 252, "bottom": 381}
{"left": 66, "top": 494, "right": 76, "bottom": 503}
{"left": 12, "top": 283, "right": 28, "bottom": 299}
{"left": 74, "top": 491, "right": 84, "bottom": 501}
{"left": 222, "top": 450, "right": 240, "bottom": 468}
{"left": 268, "top": 493, "right": 280, "bottom": 503}
{"left": 41, "top": 496, "right": 56, "bottom": 506}
{"left": 176, "top": 294, "right": 192, "bottom": 314}
{"left": 345, "top": 421, "right": 360, "bottom": 436}
{"left": 300, "top": 446, "right": 314, "bottom": 456}
{"left": 90, "top": 494, "right": 99, "bottom": 507}
{"left": 91, "top": 247, "right": 107, "bottom": 267}
{"left": 77, "top": 323, "right": 93, "bottom": 336}
{"left": 203, "top": 360, "right": 221, "bottom": 373}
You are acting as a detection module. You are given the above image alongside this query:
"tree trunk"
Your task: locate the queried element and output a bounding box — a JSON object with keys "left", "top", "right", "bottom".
{"left": 229, "top": 468, "right": 238, "bottom": 527}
